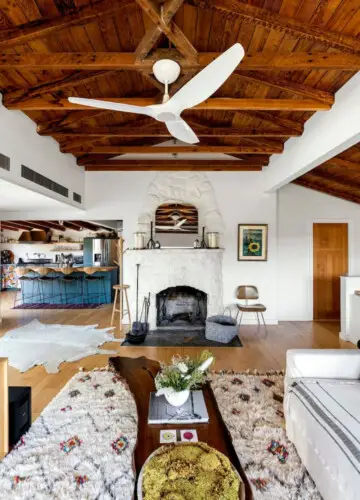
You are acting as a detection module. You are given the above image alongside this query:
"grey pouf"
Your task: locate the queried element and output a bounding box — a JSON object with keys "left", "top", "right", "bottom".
{"left": 205, "top": 315, "right": 238, "bottom": 344}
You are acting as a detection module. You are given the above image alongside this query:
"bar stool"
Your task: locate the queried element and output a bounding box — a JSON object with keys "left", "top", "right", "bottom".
{"left": 13, "top": 276, "right": 41, "bottom": 307}
{"left": 83, "top": 274, "right": 107, "bottom": 305}
{"left": 111, "top": 285, "right": 132, "bottom": 331}
{"left": 60, "top": 275, "right": 83, "bottom": 305}
{"left": 38, "top": 275, "right": 62, "bottom": 305}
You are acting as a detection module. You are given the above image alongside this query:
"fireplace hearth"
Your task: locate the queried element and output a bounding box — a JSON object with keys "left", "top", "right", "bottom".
{"left": 156, "top": 286, "right": 207, "bottom": 328}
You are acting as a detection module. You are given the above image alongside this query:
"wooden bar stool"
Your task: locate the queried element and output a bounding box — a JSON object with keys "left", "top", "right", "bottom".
{"left": 111, "top": 285, "right": 132, "bottom": 332}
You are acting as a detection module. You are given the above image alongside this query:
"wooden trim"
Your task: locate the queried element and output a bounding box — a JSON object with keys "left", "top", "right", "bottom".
{"left": 8, "top": 97, "right": 331, "bottom": 111}
{"left": 0, "top": 0, "right": 132, "bottom": 49}
{"left": 69, "top": 144, "right": 283, "bottom": 155}
{"left": 0, "top": 358, "right": 8, "bottom": 460}
{"left": 0, "top": 52, "right": 358, "bottom": 71}
{"left": 191, "top": 0, "right": 360, "bottom": 54}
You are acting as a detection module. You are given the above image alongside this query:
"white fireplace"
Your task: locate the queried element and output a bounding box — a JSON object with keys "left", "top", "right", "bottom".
{"left": 124, "top": 248, "right": 224, "bottom": 330}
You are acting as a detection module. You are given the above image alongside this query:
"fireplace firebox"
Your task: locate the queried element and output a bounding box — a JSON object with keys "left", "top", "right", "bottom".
{"left": 156, "top": 286, "right": 207, "bottom": 327}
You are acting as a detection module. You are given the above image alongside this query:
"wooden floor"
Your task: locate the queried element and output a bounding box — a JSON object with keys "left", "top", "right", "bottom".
{"left": 0, "top": 290, "right": 355, "bottom": 421}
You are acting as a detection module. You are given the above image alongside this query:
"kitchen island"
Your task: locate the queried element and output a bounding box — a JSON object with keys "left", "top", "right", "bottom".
{"left": 15, "top": 266, "right": 118, "bottom": 306}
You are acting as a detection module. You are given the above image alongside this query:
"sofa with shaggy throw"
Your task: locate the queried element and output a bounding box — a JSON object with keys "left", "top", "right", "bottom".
{"left": 285, "top": 349, "right": 360, "bottom": 500}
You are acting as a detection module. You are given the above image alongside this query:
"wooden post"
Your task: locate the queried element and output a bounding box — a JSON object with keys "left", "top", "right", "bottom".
{"left": 0, "top": 358, "right": 8, "bottom": 459}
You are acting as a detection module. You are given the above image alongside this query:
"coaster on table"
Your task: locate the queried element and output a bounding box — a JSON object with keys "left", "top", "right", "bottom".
{"left": 180, "top": 430, "right": 198, "bottom": 442}
{"left": 160, "top": 430, "right": 177, "bottom": 444}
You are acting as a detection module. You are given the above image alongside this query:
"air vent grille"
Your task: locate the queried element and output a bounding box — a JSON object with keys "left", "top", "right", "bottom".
{"left": 21, "top": 165, "right": 68, "bottom": 198}
{"left": 0, "top": 153, "right": 10, "bottom": 171}
{"left": 73, "top": 192, "right": 82, "bottom": 204}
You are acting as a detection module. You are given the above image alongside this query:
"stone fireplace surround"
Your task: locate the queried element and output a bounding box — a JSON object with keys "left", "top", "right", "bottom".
{"left": 124, "top": 248, "right": 224, "bottom": 331}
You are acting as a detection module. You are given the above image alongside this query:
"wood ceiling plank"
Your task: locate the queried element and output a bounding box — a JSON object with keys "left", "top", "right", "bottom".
{"left": 0, "top": 0, "right": 133, "bottom": 49}
{"left": 233, "top": 110, "right": 304, "bottom": 134}
{"left": 1, "top": 51, "right": 359, "bottom": 70}
{"left": 233, "top": 70, "right": 334, "bottom": 105}
{"left": 3, "top": 70, "right": 117, "bottom": 105}
{"left": 8, "top": 96, "right": 331, "bottom": 111}
{"left": 68, "top": 144, "right": 284, "bottom": 154}
{"left": 189, "top": 0, "right": 360, "bottom": 53}
{"left": 293, "top": 177, "right": 360, "bottom": 204}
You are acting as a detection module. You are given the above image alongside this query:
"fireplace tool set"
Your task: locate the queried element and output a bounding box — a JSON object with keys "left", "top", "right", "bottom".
{"left": 127, "top": 264, "right": 150, "bottom": 344}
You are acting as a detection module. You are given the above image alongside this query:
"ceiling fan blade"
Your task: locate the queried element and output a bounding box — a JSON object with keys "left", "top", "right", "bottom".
{"left": 68, "top": 97, "right": 154, "bottom": 117}
{"left": 169, "top": 43, "right": 244, "bottom": 112}
{"left": 166, "top": 119, "right": 199, "bottom": 144}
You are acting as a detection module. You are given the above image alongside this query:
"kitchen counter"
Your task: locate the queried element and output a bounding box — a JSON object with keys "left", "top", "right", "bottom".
{"left": 14, "top": 266, "right": 119, "bottom": 306}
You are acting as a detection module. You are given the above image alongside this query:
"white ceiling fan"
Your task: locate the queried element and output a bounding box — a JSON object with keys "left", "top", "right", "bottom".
{"left": 68, "top": 43, "right": 244, "bottom": 144}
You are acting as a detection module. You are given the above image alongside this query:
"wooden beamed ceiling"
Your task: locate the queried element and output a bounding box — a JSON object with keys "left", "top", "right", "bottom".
{"left": 0, "top": 0, "right": 359, "bottom": 171}
{"left": 293, "top": 143, "right": 360, "bottom": 205}
{"left": 0, "top": 220, "right": 114, "bottom": 232}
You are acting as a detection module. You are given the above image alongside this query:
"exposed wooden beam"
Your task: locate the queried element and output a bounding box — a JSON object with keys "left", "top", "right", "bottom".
{"left": 80, "top": 158, "right": 265, "bottom": 168}
{"left": 234, "top": 71, "right": 334, "bottom": 105}
{"left": 135, "top": 0, "right": 186, "bottom": 61}
{"left": 0, "top": 0, "right": 132, "bottom": 49}
{"left": 0, "top": 223, "right": 20, "bottom": 231}
{"left": 233, "top": 111, "right": 304, "bottom": 134}
{"left": 62, "top": 221, "right": 82, "bottom": 231}
{"left": 135, "top": 0, "right": 197, "bottom": 61}
{"left": 0, "top": 52, "right": 359, "bottom": 71}
{"left": 170, "top": 69, "right": 198, "bottom": 95}
{"left": 293, "top": 177, "right": 360, "bottom": 205}
{"left": 69, "top": 144, "right": 283, "bottom": 155}
{"left": 26, "top": 220, "right": 66, "bottom": 231}
{"left": 304, "top": 170, "right": 360, "bottom": 190}
{"left": 71, "top": 221, "right": 100, "bottom": 231}
{"left": 85, "top": 161, "right": 264, "bottom": 171}
{"left": 3, "top": 71, "right": 116, "bottom": 106}
{"left": 52, "top": 125, "right": 299, "bottom": 140}
{"left": 189, "top": 0, "right": 360, "bottom": 54}
{"left": 9, "top": 97, "right": 330, "bottom": 111}
{"left": 323, "top": 157, "right": 360, "bottom": 171}
{"left": 37, "top": 110, "right": 111, "bottom": 135}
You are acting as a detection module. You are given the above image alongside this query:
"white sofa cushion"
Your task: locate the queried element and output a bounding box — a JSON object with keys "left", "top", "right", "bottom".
{"left": 287, "top": 378, "right": 360, "bottom": 500}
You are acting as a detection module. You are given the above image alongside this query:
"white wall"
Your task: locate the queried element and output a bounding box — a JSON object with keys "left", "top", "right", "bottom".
{"left": 0, "top": 96, "right": 84, "bottom": 209}
{"left": 85, "top": 171, "right": 279, "bottom": 323}
{"left": 278, "top": 183, "right": 360, "bottom": 321}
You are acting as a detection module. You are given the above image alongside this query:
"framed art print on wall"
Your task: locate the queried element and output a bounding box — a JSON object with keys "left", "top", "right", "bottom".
{"left": 238, "top": 224, "right": 268, "bottom": 261}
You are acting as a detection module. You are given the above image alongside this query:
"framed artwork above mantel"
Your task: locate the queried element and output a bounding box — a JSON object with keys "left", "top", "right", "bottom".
{"left": 238, "top": 224, "right": 268, "bottom": 261}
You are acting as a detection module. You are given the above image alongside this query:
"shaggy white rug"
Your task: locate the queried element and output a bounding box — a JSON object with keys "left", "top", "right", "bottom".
{"left": 211, "top": 372, "right": 322, "bottom": 500}
{"left": 0, "top": 320, "right": 120, "bottom": 373}
{"left": 0, "top": 370, "right": 138, "bottom": 499}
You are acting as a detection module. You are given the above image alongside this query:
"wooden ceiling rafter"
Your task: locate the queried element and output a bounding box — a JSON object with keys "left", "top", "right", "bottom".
{"left": 68, "top": 143, "right": 284, "bottom": 155}
{"left": 293, "top": 178, "right": 360, "bottom": 205}
{"left": 0, "top": 0, "right": 133, "bottom": 50}
{"left": 189, "top": 0, "right": 360, "bottom": 54}
{"left": 83, "top": 159, "right": 266, "bottom": 171}
{"left": 8, "top": 97, "right": 331, "bottom": 112}
{"left": 1, "top": 52, "right": 359, "bottom": 71}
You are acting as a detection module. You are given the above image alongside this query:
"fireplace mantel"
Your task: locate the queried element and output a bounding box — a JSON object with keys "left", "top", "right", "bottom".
{"left": 124, "top": 248, "right": 224, "bottom": 330}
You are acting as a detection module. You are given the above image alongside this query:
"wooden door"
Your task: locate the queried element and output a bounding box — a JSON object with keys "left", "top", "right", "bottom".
{"left": 313, "top": 223, "right": 348, "bottom": 320}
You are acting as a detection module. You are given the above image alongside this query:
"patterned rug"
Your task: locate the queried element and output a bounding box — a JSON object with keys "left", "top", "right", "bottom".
{"left": 211, "top": 371, "right": 322, "bottom": 499}
{"left": 0, "top": 370, "right": 138, "bottom": 499}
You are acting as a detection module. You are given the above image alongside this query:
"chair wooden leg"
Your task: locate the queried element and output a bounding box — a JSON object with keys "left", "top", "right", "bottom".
{"left": 118, "top": 290, "right": 123, "bottom": 332}
{"left": 111, "top": 289, "right": 118, "bottom": 327}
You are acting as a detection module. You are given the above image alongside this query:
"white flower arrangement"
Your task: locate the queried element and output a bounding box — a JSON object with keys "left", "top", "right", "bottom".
{"left": 155, "top": 350, "right": 215, "bottom": 395}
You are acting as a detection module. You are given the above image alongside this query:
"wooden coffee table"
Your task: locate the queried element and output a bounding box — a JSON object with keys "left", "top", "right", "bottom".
{"left": 110, "top": 356, "right": 253, "bottom": 499}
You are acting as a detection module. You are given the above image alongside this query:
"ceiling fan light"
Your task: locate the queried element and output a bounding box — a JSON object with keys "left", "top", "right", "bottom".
{"left": 152, "top": 59, "right": 181, "bottom": 84}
